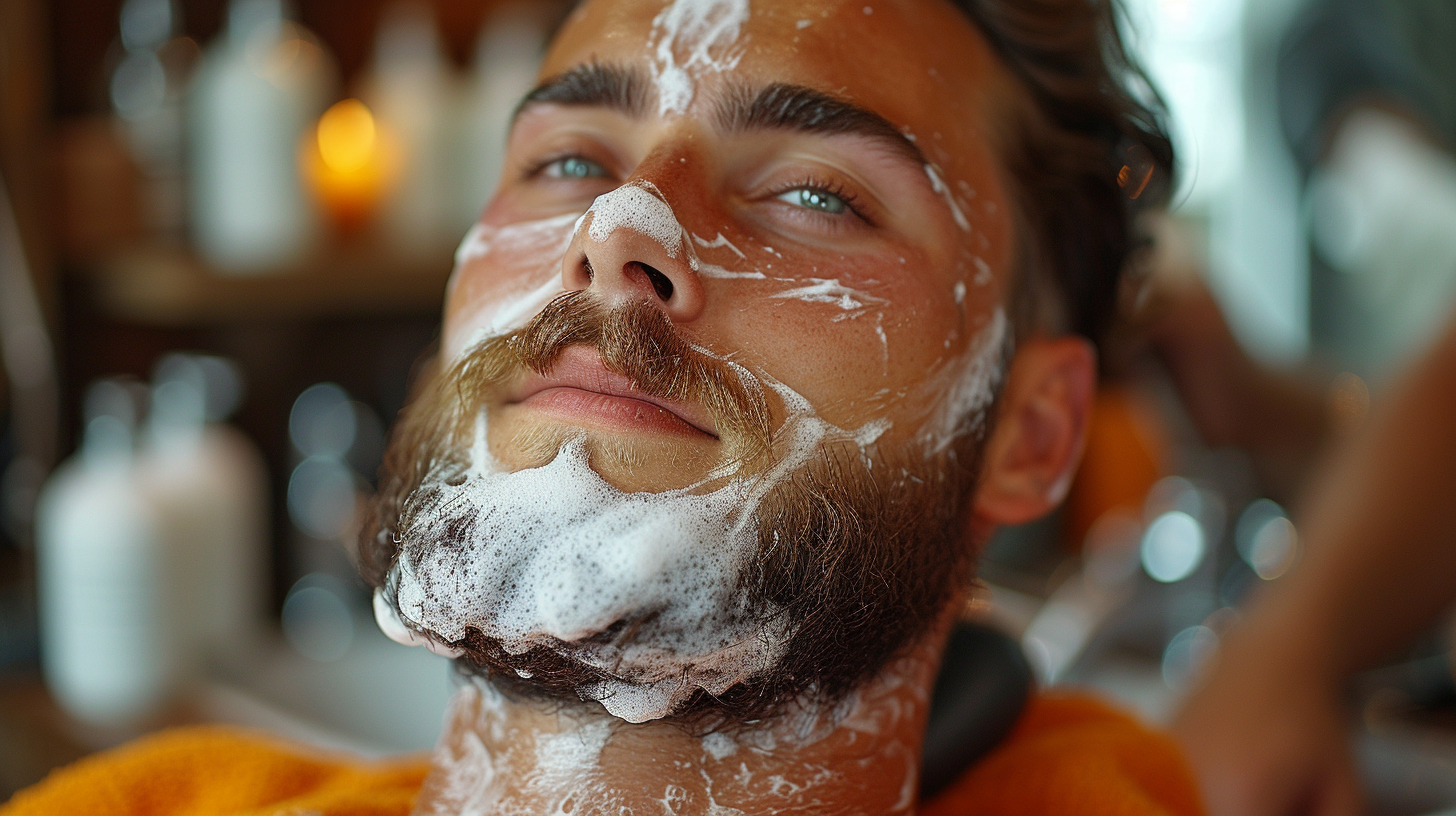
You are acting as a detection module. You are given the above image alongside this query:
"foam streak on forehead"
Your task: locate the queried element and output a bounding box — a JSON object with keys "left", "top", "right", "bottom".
{"left": 586, "top": 182, "right": 689, "bottom": 258}
{"left": 650, "top": 0, "right": 750, "bottom": 117}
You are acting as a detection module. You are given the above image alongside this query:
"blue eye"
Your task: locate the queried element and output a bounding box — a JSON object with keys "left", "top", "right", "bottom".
{"left": 547, "top": 156, "right": 609, "bottom": 179}
{"left": 779, "top": 187, "right": 848, "bottom": 215}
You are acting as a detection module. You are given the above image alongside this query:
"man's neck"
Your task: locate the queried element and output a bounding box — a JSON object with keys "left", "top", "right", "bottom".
{"left": 411, "top": 650, "right": 939, "bottom": 815}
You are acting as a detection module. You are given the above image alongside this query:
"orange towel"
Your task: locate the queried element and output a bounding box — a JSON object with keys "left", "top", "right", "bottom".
{"left": 0, "top": 726, "right": 429, "bottom": 816}
{"left": 923, "top": 693, "right": 1206, "bottom": 816}
{"left": 3, "top": 694, "right": 1202, "bottom": 815}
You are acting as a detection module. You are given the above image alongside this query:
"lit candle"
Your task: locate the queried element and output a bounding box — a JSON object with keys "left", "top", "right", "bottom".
{"left": 301, "top": 98, "right": 399, "bottom": 235}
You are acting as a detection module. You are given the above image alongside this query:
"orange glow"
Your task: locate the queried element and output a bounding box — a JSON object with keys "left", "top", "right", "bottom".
{"left": 301, "top": 99, "right": 398, "bottom": 234}
{"left": 317, "top": 99, "right": 378, "bottom": 174}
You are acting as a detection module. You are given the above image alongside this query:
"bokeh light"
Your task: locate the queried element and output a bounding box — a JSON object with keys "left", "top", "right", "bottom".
{"left": 1141, "top": 510, "right": 1206, "bottom": 583}
{"left": 1236, "top": 499, "right": 1300, "bottom": 580}
{"left": 316, "top": 99, "right": 378, "bottom": 176}
{"left": 289, "top": 383, "right": 356, "bottom": 459}
{"left": 1162, "top": 624, "right": 1219, "bottom": 689}
{"left": 286, "top": 456, "right": 356, "bottom": 540}
{"left": 281, "top": 574, "right": 354, "bottom": 662}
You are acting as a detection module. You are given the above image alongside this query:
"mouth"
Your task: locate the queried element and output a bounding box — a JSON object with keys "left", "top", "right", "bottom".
{"left": 506, "top": 345, "right": 719, "bottom": 439}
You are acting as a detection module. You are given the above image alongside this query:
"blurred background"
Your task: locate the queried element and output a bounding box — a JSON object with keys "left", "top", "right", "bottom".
{"left": 0, "top": 0, "right": 1454, "bottom": 811}
{"left": 0, "top": 0, "right": 571, "bottom": 792}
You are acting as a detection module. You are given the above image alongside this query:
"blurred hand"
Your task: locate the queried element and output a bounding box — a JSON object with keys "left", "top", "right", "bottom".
{"left": 1132, "top": 215, "right": 1332, "bottom": 499}
{"left": 1173, "top": 628, "right": 1363, "bottom": 816}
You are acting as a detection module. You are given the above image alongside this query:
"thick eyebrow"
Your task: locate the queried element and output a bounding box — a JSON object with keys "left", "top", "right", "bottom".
{"left": 514, "top": 62, "right": 651, "bottom": 123}
{"left": 717, "top": 83, "right": 928, "bottom": 168}
{"left": 513, "top": 69, "right": 927, "bottom": 169}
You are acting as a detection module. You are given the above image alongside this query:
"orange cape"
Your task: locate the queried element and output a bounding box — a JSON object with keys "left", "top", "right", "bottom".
{"left": 2, "top": 693, "right": 1204, "bottom": 815}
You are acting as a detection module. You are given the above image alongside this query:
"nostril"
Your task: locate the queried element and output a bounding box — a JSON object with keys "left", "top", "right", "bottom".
{"left": 636, "top": 263, "right": 675, "bottom": 301}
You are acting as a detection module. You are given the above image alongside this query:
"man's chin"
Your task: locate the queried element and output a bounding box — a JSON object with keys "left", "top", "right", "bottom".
{"left": 488, "top": 412, "right": 730, "bottom": 493}
{"left": 444, "top": 627, "right": 764, "bottom": 724}
{"left": 380, "top": 585, "right": 789, "bottom": 725}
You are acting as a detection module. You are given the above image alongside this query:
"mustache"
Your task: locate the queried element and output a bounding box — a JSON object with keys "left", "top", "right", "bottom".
{"left": 456, "top": 291, "right": 773, "bottom": 465}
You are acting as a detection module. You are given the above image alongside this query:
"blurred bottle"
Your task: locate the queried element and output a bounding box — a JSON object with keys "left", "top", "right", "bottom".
{"left": 188, "top": 0, "right": 336, "bottom": 273}
{"left": 455, "top": 3, "right": 547, "bottom": 227}
{"left": 139, "top": 354, "right": 269, "bottom": 662}
{"left": 362, "top": 1, "right": 456, "bottom": 257}
{"left": 36, "top": 380, "right": 182, "bottom": 727}
{"left": 108, "top": 0, "right": 198, "bottom": 240}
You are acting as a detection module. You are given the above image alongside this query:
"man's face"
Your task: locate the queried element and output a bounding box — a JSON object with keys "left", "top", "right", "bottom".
{"left": 446, "top": 0, "right": 1014, "bottom": 488}
{"left": 370, "top": 0, "right": 1022, "bottom": 723}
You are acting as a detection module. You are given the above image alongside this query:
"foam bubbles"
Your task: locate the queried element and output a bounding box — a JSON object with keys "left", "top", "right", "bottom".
{"left": 394, "top": 437, "right": 787, "bottom": 723}
{"left": 374, "top": 589, "right": 464, "bottom": 658}
{"left": 586, "top": 183, "right": 688, "bottom": 259}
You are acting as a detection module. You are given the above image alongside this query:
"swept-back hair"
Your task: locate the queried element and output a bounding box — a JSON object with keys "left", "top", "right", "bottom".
{"left": 955, "top": 0, "right": 1174, "bottom": 348}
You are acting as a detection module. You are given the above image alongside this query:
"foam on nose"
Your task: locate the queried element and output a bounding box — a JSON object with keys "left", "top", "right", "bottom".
{"left": 585, "top": 183, "right": 688, "bottom": 259}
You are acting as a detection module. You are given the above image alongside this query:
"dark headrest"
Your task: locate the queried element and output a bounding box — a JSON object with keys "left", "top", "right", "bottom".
{"left": 920, "top": 621, "right": 1033, "bottom": 800}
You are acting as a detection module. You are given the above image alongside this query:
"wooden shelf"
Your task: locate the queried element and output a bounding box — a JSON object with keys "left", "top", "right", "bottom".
{"left": 82, "top": 242, "right": 454, "bottom": 326}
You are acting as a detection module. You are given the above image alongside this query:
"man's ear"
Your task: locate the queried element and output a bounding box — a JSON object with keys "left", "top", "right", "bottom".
{"left": 973, "top": 335, "right": 1097, "bottom": 525}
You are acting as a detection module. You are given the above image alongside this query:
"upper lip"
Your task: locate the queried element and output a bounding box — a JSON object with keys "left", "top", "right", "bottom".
{"left": 507, "top": 345, "right": 719, "bottom": 437}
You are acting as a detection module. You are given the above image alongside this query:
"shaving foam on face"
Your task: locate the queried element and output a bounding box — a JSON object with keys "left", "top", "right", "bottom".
{"left": 375, "top": 589, "right": 464, "bottom": 658}
{"left": 699, "top": 263, "right": 768, "bottom": 280}
{"left": 448, "top": 212, "right": 582, "bottom": 358}
{"left": 585, "top": 182, "right": 689, "bottom": 258}
{"left": 694, "top": 232, "right": 747, "bottom": 259}
{"left": 918, "top": 307, "right": 1008, "bottom": 453}
{"left": 403, "top": 142, "right": 1013, "bottom": 726}
{"left": 390, "top": 338, "right": 898, "bottom": 724}
{"left": 924, "top": 164, "right": 972, "bottom": 233}
{"left": 394, "top": 435, "right": 789, "bottom": 723}
{"left": 649, "top": 0, "right": 751, "bottom": 117}
{"left": 973, "top": 257, "right": 993, "bottom": 286}
{"left": 769, "top": 278, "right": 885, "bottom": 312}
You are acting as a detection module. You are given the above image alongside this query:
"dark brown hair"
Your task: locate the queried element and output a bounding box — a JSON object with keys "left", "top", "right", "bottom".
{"left": 954, "top": 0, "right": 1174, "bottom": 348}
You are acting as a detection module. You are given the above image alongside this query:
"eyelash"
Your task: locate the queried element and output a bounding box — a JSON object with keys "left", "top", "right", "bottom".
{"left": 521, "top": 153, "right": 872, "bottom": 226}
{"left": 522, "top": 152, "right": 615, "bottom": 182}
{"left": 768, "top": 177, "right": 870, "bottom": 223}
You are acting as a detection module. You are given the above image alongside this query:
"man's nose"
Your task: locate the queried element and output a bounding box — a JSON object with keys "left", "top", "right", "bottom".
{"left": 560, "top": 200, "right": 706, "bottom": 323}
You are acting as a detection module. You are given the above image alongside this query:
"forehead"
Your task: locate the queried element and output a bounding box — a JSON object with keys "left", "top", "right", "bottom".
{"left": 544, "top": 0, "right": 1009, "bottom": 165}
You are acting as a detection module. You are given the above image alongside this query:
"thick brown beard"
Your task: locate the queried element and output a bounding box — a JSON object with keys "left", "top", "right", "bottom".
{"left": 359, "top": 292, "right": 998, "bottom": 726}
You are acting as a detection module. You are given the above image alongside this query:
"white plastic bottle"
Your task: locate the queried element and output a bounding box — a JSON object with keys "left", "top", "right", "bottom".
{"left": 363, "top": 1, "right": 457, "bottom": 257}
{"left": 187, "top": 0, "right": 336, "bottom": 272}
{"left": 36, "top": 381, "right": 181, "bottom": 726}
{"left": 140, "top": 355, "right": 269, "bottom": 663}
{"left": 109, "top": 0, "right": 192, "bottom": 238}
{"left": 455, "top": 2, "right": 547, "bottom": 226}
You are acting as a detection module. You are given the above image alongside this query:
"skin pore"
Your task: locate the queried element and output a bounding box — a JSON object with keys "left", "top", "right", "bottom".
{"left": 399, "top": 0, "right": 1099, "bottom": 812}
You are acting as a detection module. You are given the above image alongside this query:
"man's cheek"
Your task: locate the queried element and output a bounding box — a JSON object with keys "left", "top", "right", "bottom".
{"left": 442, "top": 217, "right": 583, "bottom": 357}
{"left": 445, "top": 268, "right": 567, "bottom": 360}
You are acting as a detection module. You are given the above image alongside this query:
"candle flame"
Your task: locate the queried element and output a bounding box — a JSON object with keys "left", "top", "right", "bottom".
{"left": 317, "top": 99, "right": 378, "bottom": 175}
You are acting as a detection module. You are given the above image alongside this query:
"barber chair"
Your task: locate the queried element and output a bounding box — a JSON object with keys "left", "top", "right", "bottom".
{"left": 920, "top": 622, "right": 1033, "bottom": 799}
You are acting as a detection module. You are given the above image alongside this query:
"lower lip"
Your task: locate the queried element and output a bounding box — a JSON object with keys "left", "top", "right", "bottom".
{"left": 518, "top": 387, "right": 712, "bottom": 438}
